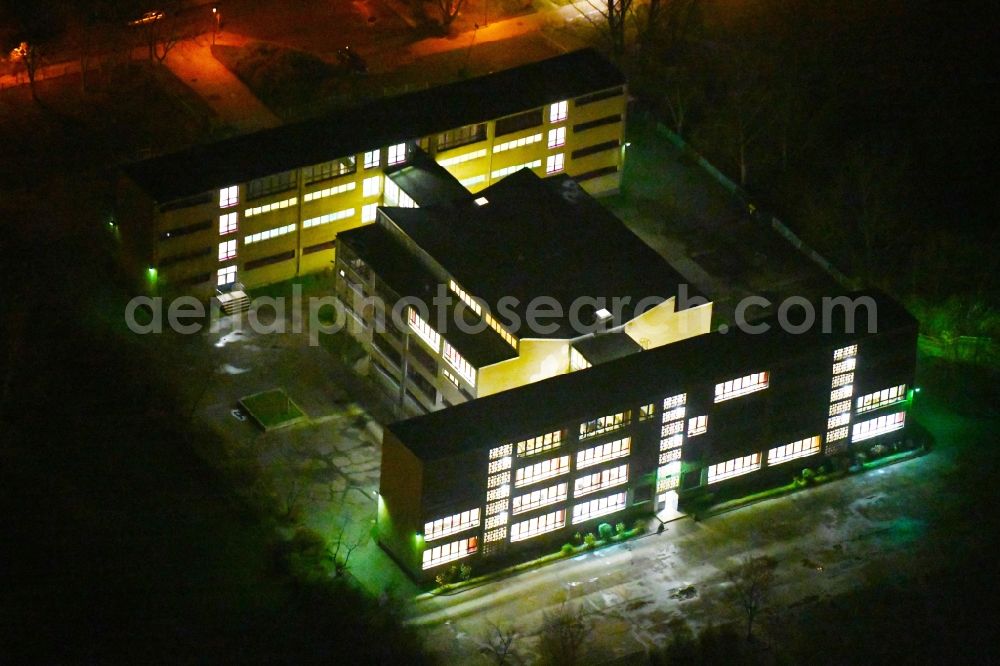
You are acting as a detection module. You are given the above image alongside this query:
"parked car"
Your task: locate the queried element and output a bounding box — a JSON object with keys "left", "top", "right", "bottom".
{"left": 336, "top": 46, "right": 367, "bottom": 74}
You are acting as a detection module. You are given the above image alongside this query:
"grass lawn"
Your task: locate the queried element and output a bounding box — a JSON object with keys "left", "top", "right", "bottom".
{"left": 240, "top": 388, "right": 308, "bottom": 430}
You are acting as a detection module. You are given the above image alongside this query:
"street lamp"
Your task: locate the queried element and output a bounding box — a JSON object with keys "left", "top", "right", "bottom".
{"left": 212, "top": 6, "right": 221, "bottom": 45}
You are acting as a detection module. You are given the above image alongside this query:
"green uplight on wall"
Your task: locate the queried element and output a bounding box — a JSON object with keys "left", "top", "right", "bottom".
{"left": 147, "top": 267, "right": 158, "bottom": 285}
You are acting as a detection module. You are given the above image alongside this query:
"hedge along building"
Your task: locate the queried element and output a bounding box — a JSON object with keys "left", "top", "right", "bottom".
{"left": 377, "top": 293, "right": 918, "bottom": 580}
{"left": 117, "top": 49, "right": 628, "bottom": 299}
{"left": 334, "top": 165, "right": 714, "bottom": 416}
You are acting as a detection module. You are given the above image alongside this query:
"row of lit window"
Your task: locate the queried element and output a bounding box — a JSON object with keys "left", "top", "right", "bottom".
{"left": 424, "top": 508, "right": 480, "bottom": 542}
{"left": 493, "top": 133, "right": 542, "bottom": 153}
{"left": 514, "top": 455, "right": 570, "bottom": 488}
{"left": 460, "top": 174, "right": 486, "bottom": 187}
{"left": 510, "top": 509, "right": 565, "bottom": 542}
{"left": 579, "top": 409, "right": 631, "bottom": 440}
{"left": 714, "top": 371, "right": 769, "bottom": 402}
{"left": 439, "top": 148, "right": 487, "bottom": 167}
{"left": 491, "top": 159, "right": 541, "bottom": 180}
{"left": 707, "top": 453, "right": 762, "bottom": 484}
{"left": 422, "top": 536, "right": 477, "bottom": 569}
{"left": 512, "top": 482, "right": 567, "bottom": 515}
{"left": 767, "top": 436, "right": 821, "bottom": 466}
{"left": 576, "top": 437, "right": 630, "bottom": 470}
{"left": 852, "top": 412, "right": 905, "bottom": 442}
{"left": 303, "top": 208, "right": 354, "bottom": 229}
{"left": 303, "top": 180, "right": 356, "bottom": 203}
{"left": 482, "top": 311, "right": 518, "bottom": 348}
{"left": 244, "top": 223, "right": 296, "bottom": 246}
{"left": 244, "top": 196, "right": 297, "bottom": 218}
{"left": 443, "top": 341, "right": 476, "bottom": 386}
{"left": 407, "top": 307, "right": 441, "bottom": 352}
{"left": 571, "top": 492, "right": 626, "bottom": 525}
{"left": 515, "top": 430, "right": 562, "bottom": 458}
{"left": 574, "top": 464, "right": 627, "bottom": 498}
{"left": 449, "top": 279, "right": 483, "bottom": 316}
{"left": 856, "top": 384, "right": 906, "bottom": 414}
{"left": 570, "top": 347, "right": 592, "bottom": 372}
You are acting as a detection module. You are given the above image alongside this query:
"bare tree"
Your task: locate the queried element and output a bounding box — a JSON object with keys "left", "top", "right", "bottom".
{"left": 435, "top": 0, "right": 468, "bottom": 29}
{"left": 537, "top": 602, "right": 589, "bottom": 665}
{"left": 581, "top": 0, "right": 635, "bottom": 56}
{"left": 481, "top": 621, "right": 518, "bottom": 664}
{"left": 726, "top": 554, "right": 776, "bottom": 642}
{"left": 328, "top": 520, "right": 369, "bottom": 577}
{"left": 9, "top": 41, "right": 43, "bottom": 101}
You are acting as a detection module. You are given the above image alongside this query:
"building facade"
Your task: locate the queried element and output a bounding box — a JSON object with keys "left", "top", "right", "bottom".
{"left": 118, "top": 50, "right": 628, "bottom": 297}
{"left": 333, "top": 168, "right": 713, "bottom": 416}
{"left": 377, "top": 293, "right": 918, "bottom": 580}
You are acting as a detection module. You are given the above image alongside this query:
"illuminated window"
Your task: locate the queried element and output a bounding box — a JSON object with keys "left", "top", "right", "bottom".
{"left": 639, "top": 403, "right": 655, "bottom": 421}
{"left": 219, "top": 185, "right": 238, "bottom": 208}
{"left": 828, "top": 413, "right": 851, "bottom": 429}
{"left": 424, "top": 508, "right": 480, "bottom": 542}
{"left": 826, "top": 426, "right": 849, "bottom": 442}
{"left": 218, "top": 240, "right": 236, "bottom": 261}
{"left": 449, "top": 280, "right": 483, "bottom": 316}
{"left": 459, "top": 174, "right": 486, "bottom": 187}
{"left": 661, "top": 421, "right": 684, "bottom": 437}
{"left": 574, "top": 464, "right": 627, "bottom": 498}
{"left": 510, "top": 508, "right": 566, "bottom": 541}
{"left": 304, "top": 181, "right": 356, "bottom": 202}
{"left": 387, "top": 143, "right": 407, "bottom": 165}
{"left": 512, "top": 482, "right": 568, "bottom": 515}
{"left": 662, "top": 405, "right": 686, "bottom": 423}
{"left": 659, "top": 434, "right": 683, "bottom": 451}
{"left": 485, "top": 512, "right": 508, "bottom": 529}
{"left": 833, "top": 344, "right": 858, "bottom": 361}
{"left": 437, "top": 123, "right": 486, "bottom": 151}
{"left": 571, "top": 492, "right": 626, "bottom": 524}
{"left": 484, "top": 527, "right": 507, "bottom": 543}
{"left": 831, "top": 385, "right": 854, "bottom": 402}
{"left": 491, "top": 160, "right": 541, "bottom": 179}
{"left": 363, "top": 149, "right": 380, "bottom": 169}
{"left": 570, "top": 347, "right": 592, "bottom": 372}
{"left": 407, "top": 307, "right": 441, "bottom": 352}
{"left": 482, "top": 312, "right": 518, "bottom": 348}
{"left": 767, "top": 436, "right": 821, "bottom": 466}
{"left": 576, "top": 437, "right": 630, "bottom": 470}
{"left": 443, "top": 341, "right": 476, "bottom": 385}
{"left": 489, "top": 444, "right": 513, "bottom": 459}
{"left": 832, "top": 357, "right": 857, "bottom": 375}
{"left": 243, "top": 196, "right": 298, "bottom": 218}
{"left": 303, "top": 156, "right": 356, "bottom": 184}
{"left": 488, "top": 456, "right": 512, "bottom": 474}
{"left": 546, "top": 153, "right": 565, "bottom": 174}
{"left": 662, "top": 393, "right": 687, "bottom": 410}
{"left": 474, "top": 196, "right": 488, "bottom": 206}
{"left": 361, "top": 203, "right": 378, "bottom": 223}
{"left": 439, "top": 149, "right": 487, "bottom": 167}
{"left": 493, "top": 133, "right": 542, "bottom": 153}
{"left": 515, "top": 430, "right": 562, "bottom": 458}
{"left": 832, "top": 372, "right": 854, "bottom": 389}
{"left": 852, "top": 411, "right": 905, "bottom": 442}
{"left": 829, "top": 399, "right": 852, "bottom": 416}
{"left": 442, "top": 368, "right": 461, "bottom": 388}
{"left": 217, "top": 265, "right": 236, "bottom": 286}
{"left": 383, "top": 179, "right": 416, "bottom": 207}
{"left": 856, "top": 384, "right": 907, "bottom": 414}
{"left": 707, "top": 453, "right": 761, "bottom": 484}
{"left": 687, "top": 416, "right": 707, "bottom": 437}
{"left": 549, "top": 100, "right": 568, "bottom": 123}
{"left": 579, "top": 410, "right": 631, "bottom": 440}
{"left": 715, "top": 372, "right": 769, "bottom": 402}
{"left": 303, "top": 208, "right": 355, "bottom": 229}
{"left": 486, "top": 484, "right": 510, "bottom": 502}
{"left": 422, "top": 536, "right": 477, "bottom": 569}
{"left": 487, "top": 472, "right": 510, "bottom": 488}
{"left": 514, "top": 455, "right": 570, "bottom": 487}
{"left": 244, "top": 223, "right": 296, "bottom": 245}
{"left": 548, "top": 127, "right": 566, "bottom": 148}
{"left": 219, "top": 212, "right": 238, "bottom": 235}
{"left": 362, "top": 175, "right": 381, "bottom": 198}
{"left": 659, "top": 448, "right": 682, "bottom": 464}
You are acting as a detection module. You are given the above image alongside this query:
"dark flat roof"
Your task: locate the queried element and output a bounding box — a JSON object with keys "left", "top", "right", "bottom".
{"left": 387, "top": 292, "right": 917, "bottom": 460}
{"left": 385, "top": 150, "right": 471, "bottom": 208}
{"left": 387, "top": 169, "right": 698, "bottom": 338}
{"left": 573, "top": 331, "right": 643, "bottom": 365}
{"left": 123, "top": 49, "right": 625, "bottom": 203}
{"left": 339, "top": 222, "right": 517, "bottom": 368}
